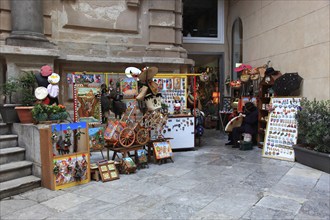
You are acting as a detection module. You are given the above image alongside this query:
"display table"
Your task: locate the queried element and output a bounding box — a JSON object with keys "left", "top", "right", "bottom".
{"left": 104, "top": 143, "right": 145, "bottom": 161}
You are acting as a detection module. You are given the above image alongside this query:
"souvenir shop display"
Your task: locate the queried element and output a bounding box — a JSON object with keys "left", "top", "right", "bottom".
{"left": 153, "top": 141, "right": 173, "bottom": 163}
{"left": 262, "top": 97, "right": 301, "bottom": 161}
{"left": 137, "top": 149, "right": 149, "bottom": 169}
{"left": 74, "top": 84, "right": 102, "bottom": 124}
{"left": 151, "top": 116, "right": 194, "bottom": 149}
{"left": 153, "top": 75, "right": 187, "bottom": 114}
{"left": 120, "top": 157, "right": 137, "bottom": 174}
{"left": 39, "top": 122, "right": 90, "bottom": 190}
{"left": 97, "top": 160, "right": 119, "bottom": 182}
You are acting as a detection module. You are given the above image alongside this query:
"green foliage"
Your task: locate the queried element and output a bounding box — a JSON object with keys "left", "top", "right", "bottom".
{"left": 0, "top": 78, "right": 18, "bottom": 103}
{"left": 296, "top": 98, "right": 330, "bottom": 153}
{"left": 18, "top": 71, "right": 37, "bottom": 106}
{"left": 32, "top": 104, "right": 68, "bottom": 122}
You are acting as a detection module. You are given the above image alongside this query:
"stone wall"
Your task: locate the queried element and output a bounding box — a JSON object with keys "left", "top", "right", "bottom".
{"left": 228, "top": 0, "right": 330, "bottom": 100}
{"left": 12, "top": 124, "right": 49, "bottom": 178}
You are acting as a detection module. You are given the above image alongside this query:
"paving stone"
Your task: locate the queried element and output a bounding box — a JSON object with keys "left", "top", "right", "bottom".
{"left": 64, "top": 198, "right": 117, "bottom": 218}
{"left": 1, "top": 204, "right": 58, "bottom": 219}
{"left": 286, "top": 166, "right": 323, "bottom": 179}
{"left": 19, "top": 187, "right": 66, "bottom": 203}
{"left": 139, "top": 185, "right": 180, "bottom": 198}
{"left": 189, "top": 209, "right": 235, "bottom": 220}
{"left": 94, "top": 203, "right": 146, "bottom": 219}
{"left": 297, "top": 198, "right": 330, "bottom": 219}
{"left": 0, "top": 198, "right": 38, "bottom": 217}
{"left": 96, "top": 189, "right": 139, "bottom": 204}
{"left": 201, "top": 189, "right": 261, "bottom": 218}
{"left": 164, "top": 191, "right": 217, "bottom": 210}
{"left": 139, "top": 202, "right": 197, "bottom": 219}
{"left": 267, "top": 182, "right": 313, "bottom": 201}
{"left": 256, "top": 195, "right": 302, "bottom": 214}
{"left": 242, "top": 206, "right": 296, "bottom": 220}
{"left": 41, "top": 192, "right": 91, "bottom": 211}
{"left": 163, "top": 177, "right": 201, "bottom": 191}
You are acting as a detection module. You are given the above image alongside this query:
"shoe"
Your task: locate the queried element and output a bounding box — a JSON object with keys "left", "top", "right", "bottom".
{"left": 225, "top": 141, "right": 234, "bottom": 145}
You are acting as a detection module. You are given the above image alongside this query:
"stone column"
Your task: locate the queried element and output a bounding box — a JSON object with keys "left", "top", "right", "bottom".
{"left": 6, "top": 0, "right": 53, "bottom": 48}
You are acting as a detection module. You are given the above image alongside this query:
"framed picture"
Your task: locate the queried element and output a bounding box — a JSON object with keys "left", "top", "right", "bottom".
{"left": 153, "top": 141, "right": 173, "bottom": 160}
{"left": 120, "top": 78, "right": 138, "bottom": 98}
{"left": 137, "top": 149, "right": 147, "bottom": 163}
{"left": 173, "top": 78, "right": 181, "bottom": 89}
{"left": 97, "top": 160, "right": 119, "bottom": 182}
{"left": 74, "top": 84, "right": 102, "bottom": 124}
{"left": 221, "top": 96, "right": 232, "bottom": 112}
{"left": 88, "top": 126, "right": 105, "bottom": 151}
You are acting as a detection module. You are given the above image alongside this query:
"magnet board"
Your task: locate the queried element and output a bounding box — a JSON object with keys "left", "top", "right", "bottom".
{"left": 262, "top": 97, "right": 301, "bottom": 161}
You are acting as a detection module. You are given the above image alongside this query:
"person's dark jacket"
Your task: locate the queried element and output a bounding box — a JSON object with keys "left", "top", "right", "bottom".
{"left": 242, "top": 107, "right": 258, "bottom": 135}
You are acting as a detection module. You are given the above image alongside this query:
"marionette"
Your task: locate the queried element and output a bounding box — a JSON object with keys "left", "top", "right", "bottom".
{"left": 173, "top": 96, "right": 181, "bottom": 114}
{"left": 47, "top": 73, "right": 60, "bottom": 105}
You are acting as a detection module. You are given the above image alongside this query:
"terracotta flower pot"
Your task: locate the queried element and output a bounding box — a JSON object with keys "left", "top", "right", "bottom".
{"left": 15, "top": 106, "right": 34, "bottom": 124}
{"left": 293, "top": 144, "right": 330, "bottom": 174}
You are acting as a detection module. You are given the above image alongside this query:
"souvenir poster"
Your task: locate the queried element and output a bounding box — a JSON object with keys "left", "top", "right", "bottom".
{"left": 165, "top": 78, "right": 172, "bottom": 90}
{"left": 173, "top": 78, "right": 181, "bottom": 89}
{"left": 137, "top": 149, "right": 148, "bottom": 163}
{"left": 120, "top": 78, "right": 138, "bottom": 98}
{"left": 262, "top": 97, "right": 301, "bottom": 161}
{"left": 53, "top": 153, "right": 89, "bottom": 187}
{"left": 74, "top": 84, "right": 102, "bottom": 124}
{"left": 68, "top": 73, "right": 104, "bottom": 84}
{"left": 88, "top": 127, "right": 105, "bottom": 151}
{"left": 153, "top": 141, "right": 173, "bottom": 160}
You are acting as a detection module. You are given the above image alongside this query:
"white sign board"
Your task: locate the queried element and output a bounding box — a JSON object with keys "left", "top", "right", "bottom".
{"left": 262, "top": 97, "right": 301, "bottom": 161}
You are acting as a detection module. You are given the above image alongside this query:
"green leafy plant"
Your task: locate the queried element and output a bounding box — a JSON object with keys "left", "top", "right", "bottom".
{"left": 32, "top": 104, "right": 68, "bottom": 122}
{"left": 0, "top": 78, "right": 18, "bottom": 104}
{"left": 296, "top": 98, "right": 330, "bottom": 153}
{"left": 18, "top": 71, "right": 37, "bottom": 106}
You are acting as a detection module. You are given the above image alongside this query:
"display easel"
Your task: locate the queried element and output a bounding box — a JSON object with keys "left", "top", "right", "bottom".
{"left": 152, "top": 140, "right": 174, "bottom": 165}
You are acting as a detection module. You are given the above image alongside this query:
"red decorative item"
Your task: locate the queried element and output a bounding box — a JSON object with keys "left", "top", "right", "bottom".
{"left": 40, "top": 65, "right": 53, "bottom": 77}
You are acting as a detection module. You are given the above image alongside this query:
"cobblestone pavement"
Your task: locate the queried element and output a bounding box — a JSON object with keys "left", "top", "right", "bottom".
{"left": 1, "top": 130, "right": 329, "bottom": 220}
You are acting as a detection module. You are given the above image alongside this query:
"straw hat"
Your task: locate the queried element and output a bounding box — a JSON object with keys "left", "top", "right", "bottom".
{"left": 34, "top": 86, "right": 48, "bottom": 100}
{"left": 138, "top": 67, "right": 158, "bottom": 83}
{"left": 147, "top": 79, "right": 159, "bottom": 95}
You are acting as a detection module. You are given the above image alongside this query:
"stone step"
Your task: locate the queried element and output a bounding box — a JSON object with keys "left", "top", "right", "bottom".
{"left": 0, "top": 175, "right": 41, "bottom": 200}
{"left": 0, "top": 134, "right": 18, "bottom": 149}
{"left": 0, "top": 147, "right": 25, "bottom": 165}
{"left": 0, "top": 161, "right": 33, "bottom": 183}
{"left": 0, "top": 123, "right": 12, "bottom": 135}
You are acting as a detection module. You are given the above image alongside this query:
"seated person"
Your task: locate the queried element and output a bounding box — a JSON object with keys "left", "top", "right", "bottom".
{"left": 226, "top": 102, "right": 258, "bottom": 148}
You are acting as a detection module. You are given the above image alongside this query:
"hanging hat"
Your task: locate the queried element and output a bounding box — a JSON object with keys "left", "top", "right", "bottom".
{"left": 40, "top": 65, "right": 53, "bottom": 77}
{"left": 34, "top": 86, "right": 48, "bottom": 100}
{"left": 265, "top": 67, "right": 280, "bottom": 76}
{"left": 48, "top": 73, "right": 60, "bottom": 84}
{"left": 125, "top": 67, "right": 141, "bottom": 79}
{"left": 174, "top": 96, "right": 181, "bottom": 102}
{"left": 138, "top": 67, "right": 158, "bottom": 83}
{"left": 234, "top": 64, "right": 252, "bottom": 73}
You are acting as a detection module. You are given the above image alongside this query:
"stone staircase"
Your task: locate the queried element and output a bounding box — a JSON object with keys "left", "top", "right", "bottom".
{"left": 0, "top": 123, "right": 40, "bottom": 200}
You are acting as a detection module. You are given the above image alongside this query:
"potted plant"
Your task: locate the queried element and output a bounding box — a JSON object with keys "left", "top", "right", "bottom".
{"left": 32, "top": 104, "right": 68, "bottom": 123}
{"left": 293, "top": 98, "right": 330, "bottom": 173}
{"left": 0, "top": 78, "right": 21, "bottom": 123}
{"left": 14, "top": 71, "right": 38, "bottom": 123}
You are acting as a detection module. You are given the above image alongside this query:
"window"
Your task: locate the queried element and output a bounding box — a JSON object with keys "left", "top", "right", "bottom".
{"left": 183, "top": 0, "right": 224, "bottom": 44}
{"left": 231, "top": 18, "right": 243, "bottom": 80}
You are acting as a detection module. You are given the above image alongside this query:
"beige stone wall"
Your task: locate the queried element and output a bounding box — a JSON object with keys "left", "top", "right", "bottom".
{"left": 228, "top": 0, "right": 330, "bottom": 100}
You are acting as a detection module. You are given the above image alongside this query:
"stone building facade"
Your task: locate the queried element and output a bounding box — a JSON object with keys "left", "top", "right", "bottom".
{"left": 1, "top": 0, "right": 329, "bottom": 104}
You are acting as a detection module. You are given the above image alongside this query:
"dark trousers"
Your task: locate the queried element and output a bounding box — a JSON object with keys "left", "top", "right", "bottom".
{"left": 228, "top": 126, "right": 245, "bottom": 147}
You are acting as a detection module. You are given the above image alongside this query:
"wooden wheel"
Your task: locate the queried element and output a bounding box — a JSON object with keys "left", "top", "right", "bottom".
{"left": 135, "top": 128, "right": 150, "bottom": 145}
{"left": 119, "top": 128, "right": 135, "bottom": 148}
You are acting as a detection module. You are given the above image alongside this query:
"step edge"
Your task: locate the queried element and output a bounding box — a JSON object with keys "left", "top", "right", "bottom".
{"left": 0, "top": 147, "right": 25, "bottom": 155}
{"left": 0, "top": 176, "right": 41, "bottom": 192}
{"left": 0, "top": 161, "right": 33, "bottom": 173}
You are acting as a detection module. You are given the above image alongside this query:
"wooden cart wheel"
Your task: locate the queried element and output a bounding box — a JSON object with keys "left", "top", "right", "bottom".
{"left": 135, "top": 128, "right": 150, "bottom": 145}
{"left": 119, "top": 128, "right": 135, "bottom": 148}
